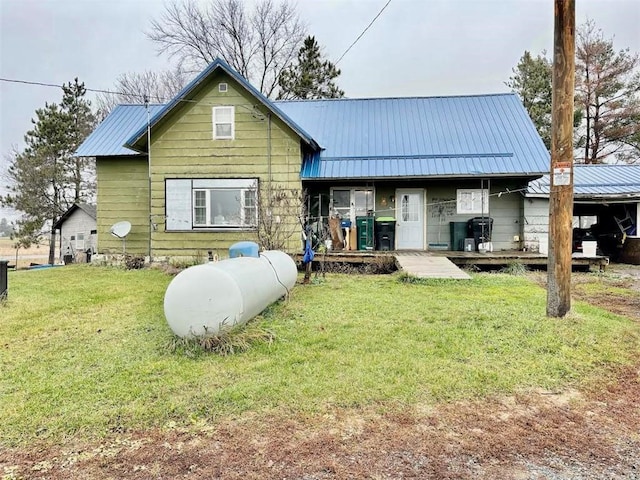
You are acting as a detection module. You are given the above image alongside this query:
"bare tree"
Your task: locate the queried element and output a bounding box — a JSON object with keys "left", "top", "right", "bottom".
{"left": 255, "top": 185, "right": 305, "bottom": 251}
{"left": 147, "top": 0, "right": 306, "bottom": 98}
{"left": 575, "top": 20, "right": 640, "bottom": 164}
{"left": 95, "top": 66, "right": 190, "bottom": 119}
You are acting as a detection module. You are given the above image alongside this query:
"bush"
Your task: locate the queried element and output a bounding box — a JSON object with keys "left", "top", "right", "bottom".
{"left": 124, "top": 255, "right": 145, "bottom": 270}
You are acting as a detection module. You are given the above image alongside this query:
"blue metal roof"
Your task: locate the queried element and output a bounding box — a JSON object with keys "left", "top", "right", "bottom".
{"left": 527, "top": 164, "right": 640, "bottom": 199}
{"left": 275, "top": 93, "right": 550, "bottom": 179}
{"left": 125, "top": 57, "right": 318, "bottom": 152}
{"left": 75, "top": 104, "right": 164, "bottom": 157}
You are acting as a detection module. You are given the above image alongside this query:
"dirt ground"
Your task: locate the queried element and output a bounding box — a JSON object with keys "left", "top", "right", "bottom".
{"left": 2, "top": 265, "right": 640, "bottom": 480}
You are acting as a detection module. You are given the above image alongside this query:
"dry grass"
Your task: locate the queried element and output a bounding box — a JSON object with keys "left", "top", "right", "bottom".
{"left": 0, "top": 237, "right": 60, "bottom": 269}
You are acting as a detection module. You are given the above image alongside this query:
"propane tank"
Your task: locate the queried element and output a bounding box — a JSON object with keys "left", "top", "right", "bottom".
{"left": 163, "top": 250, "right": 297, "bottom": 337}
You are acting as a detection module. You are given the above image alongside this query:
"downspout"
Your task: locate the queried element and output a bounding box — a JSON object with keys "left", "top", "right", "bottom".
{"left": 145, "top": 96, "right": 152, "bottom": 262}
{"left": 267, "top": 112, "right": 272, "bottom": 198}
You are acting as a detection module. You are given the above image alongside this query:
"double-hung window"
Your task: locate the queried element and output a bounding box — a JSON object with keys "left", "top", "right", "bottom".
{"left": 212, "top": 106, "right": 234, "bottom": 140}
{"left": 166, "top": 178, "right": 258, "bottom": 230}
{"left": 192, "top": 186, "right": 256, "bottom": 227}
{"left": 75, "top": 233, "right": 85, "bottom": 250}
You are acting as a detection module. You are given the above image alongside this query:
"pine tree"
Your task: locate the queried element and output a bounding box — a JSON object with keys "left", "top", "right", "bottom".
{"left": 277, "top": 36, "right": 344, "bottom": 100}
{"left": 506, "top": 51, "right": 553, "bottom": 149}
{"left": 61, "top": 79, "right": 97, "bottom": 201}
{"left": 1, "top": 79, "right": 96, "bottom": 264}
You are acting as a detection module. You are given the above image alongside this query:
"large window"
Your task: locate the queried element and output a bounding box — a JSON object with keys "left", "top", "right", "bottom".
{"left": 212, "top": 106, "right": 234, "bottom": 140}
{"left": 456, "top": 189, "right": 489, "bottom": 215}
{"left": 331, "top": 187, "right": 374, "bottom": 221}
{"left": 166, "top": 179, "right": 258, "bottom": 230}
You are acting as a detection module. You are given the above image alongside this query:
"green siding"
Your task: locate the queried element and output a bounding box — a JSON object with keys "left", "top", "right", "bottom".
{"left": 96, "top": 157, "right": 150, "bottom": 255}
{"left": 148, "top": 71, "right": 303, "bottom": 257}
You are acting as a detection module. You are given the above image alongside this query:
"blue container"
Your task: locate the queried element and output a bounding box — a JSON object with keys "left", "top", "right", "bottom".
{"left": 229, "top": 241, "right": 260, "bottom": 258}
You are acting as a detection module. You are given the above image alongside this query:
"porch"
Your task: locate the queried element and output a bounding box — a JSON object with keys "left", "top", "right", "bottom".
{"left": 294, "top": 249, "right": 609, "bottom": 273}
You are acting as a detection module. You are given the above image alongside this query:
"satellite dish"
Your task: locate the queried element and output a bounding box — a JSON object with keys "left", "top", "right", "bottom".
{"left": 110, "top": 221, "right": 131, "bottom": 254}
{"left": 110, "top": 221, "right": 131, "bottom": 239}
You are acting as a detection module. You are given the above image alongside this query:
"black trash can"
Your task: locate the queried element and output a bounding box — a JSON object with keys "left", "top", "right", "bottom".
{"left": 375, "top": 217, "right": 396, "bottom": 251}
{"left": 467, "top": 217, "right": 493, "bottom": 251}
{"left": 0, "top": 260, "right": 8, "bottom": 300}
{"left": 449, "top": 221, "right": 467, "bottom": 251}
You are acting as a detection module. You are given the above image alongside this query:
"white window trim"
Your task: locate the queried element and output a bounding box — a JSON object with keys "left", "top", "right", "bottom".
{"left": 218, "top": 83, "right": 228, "bottom": 93}
{"left": 192, "top": 187, "right": 257, "bottom": 228}
{"left": 456, "top": 189, "right": 489, "bottom": 215}
{"left": 165, "top": 178, "right": 258, "bottom": 231}
{"left": 212, "top": 106, "right": 235, "bottom": 140}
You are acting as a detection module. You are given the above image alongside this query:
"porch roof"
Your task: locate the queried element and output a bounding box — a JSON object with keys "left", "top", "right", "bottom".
{"left": 527, "top": 164, "right": 640, "bottom": 200}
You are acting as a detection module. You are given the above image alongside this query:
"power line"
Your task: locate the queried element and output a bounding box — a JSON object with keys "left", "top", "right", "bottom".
{"left": 0, "top": 77, "right": 168, "bottom": 103}
{"left": 335, "top": 0, "right": 392, "bottom": 65}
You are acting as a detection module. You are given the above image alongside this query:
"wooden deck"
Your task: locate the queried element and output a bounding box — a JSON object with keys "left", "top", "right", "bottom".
{"left": 294, "top": 249, "right": 609, "bottom": 272}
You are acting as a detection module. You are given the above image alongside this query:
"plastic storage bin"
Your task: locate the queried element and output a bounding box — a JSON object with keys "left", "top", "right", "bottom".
{"left": 449, "top": 221, "right": 468, "bottom": 251}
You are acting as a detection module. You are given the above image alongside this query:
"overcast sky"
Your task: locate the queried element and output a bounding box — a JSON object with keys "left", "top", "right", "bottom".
{"left": 1, "top": 0, "right": 639, "bottom": 220}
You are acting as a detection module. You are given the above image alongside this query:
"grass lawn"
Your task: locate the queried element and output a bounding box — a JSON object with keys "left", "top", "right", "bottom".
{"left": 1, "top": 265, "right": 639, "bottom": 447}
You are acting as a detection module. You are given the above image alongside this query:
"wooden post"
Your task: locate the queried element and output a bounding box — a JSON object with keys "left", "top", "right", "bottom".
{"left": 547, "top": 0, "right": 575, "bottom": 317}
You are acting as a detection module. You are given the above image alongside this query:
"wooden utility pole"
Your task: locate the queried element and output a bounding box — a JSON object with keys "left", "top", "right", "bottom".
{"left": 547, "top": 0, "right": 575, "bottom": 317}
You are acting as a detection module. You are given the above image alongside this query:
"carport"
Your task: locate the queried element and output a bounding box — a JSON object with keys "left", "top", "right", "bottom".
{"left": 525, "top": 164, "right": 640, "bottom": 259}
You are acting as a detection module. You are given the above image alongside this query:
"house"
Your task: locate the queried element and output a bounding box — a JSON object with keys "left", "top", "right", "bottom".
{"left": 53, "top": 203, "right": 97, "bottom": 262}
{"left": 75, "top": 58, "right": 550, "bottom": 260}
{"left": 525, "top": 164, "right": 640, "bottom": 257}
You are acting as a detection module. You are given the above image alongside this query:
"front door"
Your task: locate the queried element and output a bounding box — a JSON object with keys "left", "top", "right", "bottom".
{"left": 396, "top": 189, "right": 425, "bottom": 250}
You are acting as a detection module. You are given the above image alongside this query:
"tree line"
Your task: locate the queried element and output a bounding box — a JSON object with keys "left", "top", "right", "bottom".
{"left": 507, "top": 19, "right": 640, "bottom": 164}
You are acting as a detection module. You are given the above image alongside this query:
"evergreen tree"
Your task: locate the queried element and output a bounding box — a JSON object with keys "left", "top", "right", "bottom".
{"left": 506, "top": 51, "right": 553, "bottom": 149}
{"left": 61, "top": 79, "right": 97, "bottom": 201}
{"left": 277, "top": 36, "right": 344, "bottom": 100}
{"left": 0, "top": 217, "right": 13, "bottom": 237}
{"left": 1, "top": 79, "right": 95, "bottom": 264}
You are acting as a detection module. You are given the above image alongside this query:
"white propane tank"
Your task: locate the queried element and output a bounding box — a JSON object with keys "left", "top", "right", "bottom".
{"left": 163, "top": 250, "right": 297, "bottom": 338}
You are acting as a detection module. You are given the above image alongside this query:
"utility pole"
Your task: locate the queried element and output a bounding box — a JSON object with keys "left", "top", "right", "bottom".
{"left": 547, "top": 0, "right": 575, "bottom": 317}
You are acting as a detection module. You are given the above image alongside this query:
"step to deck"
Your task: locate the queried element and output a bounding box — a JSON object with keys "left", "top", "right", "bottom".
{"left": 395, "top": 254, "right": 471, "bottom": 280}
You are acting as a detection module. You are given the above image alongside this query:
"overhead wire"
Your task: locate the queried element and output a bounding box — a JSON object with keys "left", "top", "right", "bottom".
{"left": 335, "top": 0, "right": 393, "bottom": 65}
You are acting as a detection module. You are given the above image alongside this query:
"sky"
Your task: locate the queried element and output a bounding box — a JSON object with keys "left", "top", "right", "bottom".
{"left": 0, "top": 0, "right": 639, "bottom": 220}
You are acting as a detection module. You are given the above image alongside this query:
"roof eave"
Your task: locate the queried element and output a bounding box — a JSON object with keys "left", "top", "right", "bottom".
{"left": 302, "top": 172, "right": 546, "bottom": 181}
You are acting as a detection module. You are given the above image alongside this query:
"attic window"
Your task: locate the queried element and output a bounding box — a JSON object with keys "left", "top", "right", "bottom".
{"left": 212, "top": 106, "right": 235, "bottom": 140}
{"left": 219, "top": 83, "right": 228, "bottom": 93}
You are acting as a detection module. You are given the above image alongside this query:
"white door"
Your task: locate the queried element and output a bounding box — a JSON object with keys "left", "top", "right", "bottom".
{"left": 396, "top": 189, "right": 425, "bottom": 250}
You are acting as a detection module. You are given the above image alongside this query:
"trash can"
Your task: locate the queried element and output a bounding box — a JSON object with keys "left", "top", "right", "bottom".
{"left": 467, "top": 217, "right": 493, "bottom": 251}
{"left": 375, "top": 217, "right": 396, "bottom": 251}
{"left": 449, "top": 221, "right": 467, "bottom": 251}
{"left": 356, "top": 216, "right": 374, "bottom": 250}
{"left": 0, "top": 260, "right": 8, "bottom": 300}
